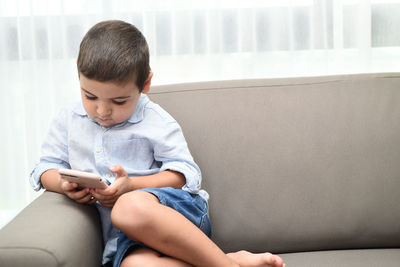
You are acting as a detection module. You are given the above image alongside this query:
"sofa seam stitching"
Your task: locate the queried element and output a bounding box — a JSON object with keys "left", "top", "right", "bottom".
{"left": 150, "top": 76, "right": 399, "bottom": 95}
{"left": 150, "top": 80, "right": 343, "bottom": 95}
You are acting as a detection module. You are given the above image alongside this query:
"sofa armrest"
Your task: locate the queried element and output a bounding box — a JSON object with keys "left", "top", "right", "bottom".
{"left": 0, "top": 191, "right": 103, "bottom": 267}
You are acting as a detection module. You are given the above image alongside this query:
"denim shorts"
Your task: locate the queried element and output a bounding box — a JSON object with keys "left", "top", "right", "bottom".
{"left": 111, "top": 187, "right": 212, "bottom": 267}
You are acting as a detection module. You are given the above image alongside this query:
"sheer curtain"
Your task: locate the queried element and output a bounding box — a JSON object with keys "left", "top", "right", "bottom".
{"left": 1, "top": 0, "right": 399, "bottom": 228}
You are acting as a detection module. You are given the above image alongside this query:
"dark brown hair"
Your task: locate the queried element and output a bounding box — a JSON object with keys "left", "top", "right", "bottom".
{"left": 77, "top": 20, "right": 150, "bottom": 91}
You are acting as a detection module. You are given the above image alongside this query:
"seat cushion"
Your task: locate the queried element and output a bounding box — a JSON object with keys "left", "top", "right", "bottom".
{"left": 279, "top": 248, "right": 400, "bottom": 267}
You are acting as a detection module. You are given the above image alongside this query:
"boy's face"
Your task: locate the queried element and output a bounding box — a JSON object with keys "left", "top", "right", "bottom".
{"left": 79, "top": 74, "right": 150, "bottom": 127}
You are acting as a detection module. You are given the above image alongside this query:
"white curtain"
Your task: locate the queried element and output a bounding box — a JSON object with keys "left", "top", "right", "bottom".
{"left": 1, "top": 0, "right": 400, "bottom": 228}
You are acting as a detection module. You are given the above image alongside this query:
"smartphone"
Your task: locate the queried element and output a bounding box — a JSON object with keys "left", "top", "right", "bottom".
{"left": 58, "top": 169, "right": 108, "bottom": 189}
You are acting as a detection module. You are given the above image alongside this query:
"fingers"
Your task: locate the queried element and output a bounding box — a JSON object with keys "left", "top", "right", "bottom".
{"left": 99, "top": 198, "right": 117, "bottom": 207}
{"left": 90, "top": 189, "right": 112, "bottom": 201}
{"left": 61, "top": 180, "right": 96, "bottom": 204}
{"left": 68, "top": 188, "right": 92, "bottom": 203}
{"left": 82, "top": 165, "right": 127, "bottom": 207}
{"left": 110, "top": 165, "right": 128, "bottom": 178}
{"left": 60, "top": 179, "right": 78, "bottom": 191}
{"left": 90, "top": 188, "right": 118, "bottom": 207}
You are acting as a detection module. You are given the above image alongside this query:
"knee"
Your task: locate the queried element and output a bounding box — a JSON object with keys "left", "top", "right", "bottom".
{"left": 120, "top": 249, "right": 161, "bottom": 267}
{"left": 111, "top": 191, "right": 156, "bottom": 232}
{"left": 120, "top": 254, "right": 148, "bottom": 267}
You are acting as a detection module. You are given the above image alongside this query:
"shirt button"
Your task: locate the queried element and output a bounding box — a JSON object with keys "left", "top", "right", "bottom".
{"left": 96, "top": 147, "right": 102, "bottom": 153}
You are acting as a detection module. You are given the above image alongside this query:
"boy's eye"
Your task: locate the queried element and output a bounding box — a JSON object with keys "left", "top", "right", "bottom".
{"left": 85, "top": 95, "right": 97, "bottom": 100}
{"left": 112, "top": 100, "right": 127, "bottom": 105}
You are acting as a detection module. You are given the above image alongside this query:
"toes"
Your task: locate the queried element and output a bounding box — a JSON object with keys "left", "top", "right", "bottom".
{"left": 268, "top": 254, "right": 285, "bottom": 267}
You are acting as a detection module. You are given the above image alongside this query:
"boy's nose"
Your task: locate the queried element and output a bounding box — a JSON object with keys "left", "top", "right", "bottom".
{"left": 97, "top": 103, "right": 111, "bottom": 116}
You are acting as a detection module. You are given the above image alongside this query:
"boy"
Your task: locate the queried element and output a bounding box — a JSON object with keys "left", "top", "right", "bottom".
{"left": 30, "top": 20, "right": 286, "bottom": 267}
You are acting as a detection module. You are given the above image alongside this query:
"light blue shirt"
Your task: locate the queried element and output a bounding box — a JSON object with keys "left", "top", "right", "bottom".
{"left": 30, "top": 94, "right": 208, "bottom": 264}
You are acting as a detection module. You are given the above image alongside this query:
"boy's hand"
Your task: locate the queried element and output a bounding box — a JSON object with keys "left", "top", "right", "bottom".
{"left": 60, "top": 179, "right": 97, "bottom": 205}
{"left": 90, "top": 165, "right": 132, "bottom": 207}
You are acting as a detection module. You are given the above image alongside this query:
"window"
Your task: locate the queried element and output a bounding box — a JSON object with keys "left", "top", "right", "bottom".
{"left": 1, "top": 0, "right": 399, "bottom": 229}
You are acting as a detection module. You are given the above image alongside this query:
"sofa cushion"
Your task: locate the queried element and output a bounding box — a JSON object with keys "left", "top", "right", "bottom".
{"left": 150, "top": 73, "right": 400, "bottom": 254}
{"left": 0, "top": 191, "right": 103, "bottom": 267}
{"left": 279, "top": 248, "right": 400, "bottom": 267}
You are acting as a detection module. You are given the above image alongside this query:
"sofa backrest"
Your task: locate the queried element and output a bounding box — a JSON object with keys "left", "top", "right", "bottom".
{"left": 149, "top": 73, "right": 400, "bottom": 254}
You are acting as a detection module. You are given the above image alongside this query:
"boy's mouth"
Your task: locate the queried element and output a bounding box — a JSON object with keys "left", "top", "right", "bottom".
{"left": 98, "top": 116, "right": 111, "bottom": 120}
{"left": 97, "top": 117, "right": 112, "bottom": 123}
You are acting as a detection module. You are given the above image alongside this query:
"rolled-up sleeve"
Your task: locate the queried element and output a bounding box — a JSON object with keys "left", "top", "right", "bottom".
{"left": 29, "top": 109, "right": 71, "bottom": 191}
{"left": 153, "top": 121, "right": 202, "bottom": 194}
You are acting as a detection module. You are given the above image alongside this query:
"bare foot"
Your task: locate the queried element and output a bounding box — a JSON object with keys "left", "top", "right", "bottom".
{"left": 227, "top": 250, "right": 286, "bottom": 267}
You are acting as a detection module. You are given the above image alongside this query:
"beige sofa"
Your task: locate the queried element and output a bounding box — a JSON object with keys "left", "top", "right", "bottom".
{"left": 1, "top": 73, "right": 400, "bottom": 266}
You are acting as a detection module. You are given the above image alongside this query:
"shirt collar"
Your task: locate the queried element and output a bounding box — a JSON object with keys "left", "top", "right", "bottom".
{"left": 127, "top": 94, "right": 149, "bottom": 124}
{"left": 72, "top": 94, "right": 149, "bottom": 125}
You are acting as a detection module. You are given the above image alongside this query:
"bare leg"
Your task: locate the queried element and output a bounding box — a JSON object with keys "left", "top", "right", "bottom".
{"left": 121, "top": 248, "right": 193, "bottom": 267}
{"left": 121, "top": 248, "right": 286, "bottom": 267}
{"left": 112, "top": 191, "right": 285, "bottom": 267}
{"left": 112, "top": 191, "right": 235, "bottom": 267}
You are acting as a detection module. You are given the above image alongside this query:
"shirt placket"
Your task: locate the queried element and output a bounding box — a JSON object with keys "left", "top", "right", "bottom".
{"left": 94, "top": 126, "right": 113, "bottom": 185}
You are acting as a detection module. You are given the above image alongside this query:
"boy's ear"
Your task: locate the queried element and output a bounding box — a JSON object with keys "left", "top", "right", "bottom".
{"left": 141, "top": 72, "right": 153, "bottom": 94}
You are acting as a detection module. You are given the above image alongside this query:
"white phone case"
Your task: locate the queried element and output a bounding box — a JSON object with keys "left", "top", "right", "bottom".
{"left": 58, "top": 169, "right": 108, "bottom": 189}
